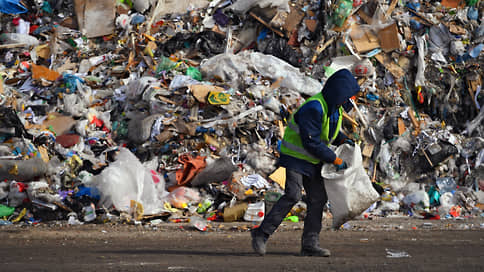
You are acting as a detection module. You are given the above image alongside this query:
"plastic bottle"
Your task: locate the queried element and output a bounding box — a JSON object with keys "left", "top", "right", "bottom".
{"left": 467, "top": 6, "right": 478, "bottom": 21}
{"left": 15, "top": 19, "right": 30, "bottom": 35}
{"left": 243, "top": 202, "right": 265, "bottom": 223}
{"left": 469, "top": 44, "right": 483, "bottom": 58}
{"left": 82, "top": 203, "right": 97, "bottom": 222}
{"left": 89, "top": 53, "right": 114, "bottom": 66}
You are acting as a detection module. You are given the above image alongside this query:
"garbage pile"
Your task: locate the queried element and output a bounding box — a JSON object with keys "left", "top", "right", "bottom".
{"left": 0, "top": 0, "right": 483, "bottom": 228}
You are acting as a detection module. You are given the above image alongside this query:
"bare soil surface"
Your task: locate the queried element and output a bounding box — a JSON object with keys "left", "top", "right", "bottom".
{"left": 1, "top": 217, "right": 483, "bottom": 271}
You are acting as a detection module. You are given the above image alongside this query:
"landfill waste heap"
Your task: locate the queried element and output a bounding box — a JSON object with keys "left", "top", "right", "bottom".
{"left": 0, "top": 0, "right": 483, "bottom": 229}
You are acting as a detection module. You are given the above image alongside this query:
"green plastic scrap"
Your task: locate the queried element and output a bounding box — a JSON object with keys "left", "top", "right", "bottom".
{"left": 156, "top": 56, "right": 177, "bottom": 73}
{"left": 331, "top": 0, "right": 353, "bottom": 27}
{"left": 428, "top": 186, "right": 440, "bottom": 206}
{"left": 466, "top": 0, "right": 478, "bottom": 6}
{"left": 0, "top": 204, "right": 15, "bottom": 217}
{"left": 120, "top": 0, "right": 133, "bottom": 8}
{"left": 186, "top": 67, "right": 202, "bottom": 81}
{"left": 284, "top": 215, "right": 299, "bottom": 223}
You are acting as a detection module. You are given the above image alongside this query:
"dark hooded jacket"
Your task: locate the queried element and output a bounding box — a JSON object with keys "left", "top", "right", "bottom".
{"left": 278, "top": 69, "right": 360, "bottom": 176}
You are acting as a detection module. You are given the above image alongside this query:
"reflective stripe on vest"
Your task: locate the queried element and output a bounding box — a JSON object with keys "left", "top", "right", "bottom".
{"left": 287, "top": 119, "right": 331, "bottom": 145}
{"left": 280, "top": 139, "right": 319, "bottom": 161}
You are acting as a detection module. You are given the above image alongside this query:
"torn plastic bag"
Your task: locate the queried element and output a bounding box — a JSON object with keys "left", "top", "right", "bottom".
{"left": 0, "top": 157, "right": 47, "bottom": 182}
{"left": 176, "top": 154, "right": 207, "bottom": 186}
{"left": 321, "top": 144, "right": 379, "bottom": 229}
{"left": 0, "top": 106, "right": 32, "bottom": 139}
{"left": 158, "top": 31, "right": 226, "bottom": 57}
{"left": 403, "top": 190, "right": 430, "bottom": 213}
{"left": 0, "top": 33, "right": 39, "bottom": 47}
{"left": 93, "top": 148, "right": 166, "bottom": 215}
{"left": 190, "top": 156, "right": 237, "bottom": 187}
{"left": 165, "top": 187, "right": 200, "bottom": 209}
{"left": 257, "top": 35, "right": 303, "bottom": 67}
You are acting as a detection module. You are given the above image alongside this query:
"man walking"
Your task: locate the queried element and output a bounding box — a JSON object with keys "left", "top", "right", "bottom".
{"left": 251, "top": 69, "right": 360, "bottom": 257}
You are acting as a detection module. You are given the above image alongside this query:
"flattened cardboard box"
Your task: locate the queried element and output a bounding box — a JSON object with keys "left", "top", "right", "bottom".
{"left": 74, "top": 0, "right": 115, "bottom": 38}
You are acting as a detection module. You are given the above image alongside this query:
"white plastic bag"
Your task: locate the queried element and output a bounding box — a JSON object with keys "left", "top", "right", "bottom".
{"left": 94, "top": 148, "right": 166, "bottom": 215}
{"left": 321, "top": 144, "right": 379, "bottom": 229}
{"left": 402, "top": 190, "right": 430, "bottom": 213}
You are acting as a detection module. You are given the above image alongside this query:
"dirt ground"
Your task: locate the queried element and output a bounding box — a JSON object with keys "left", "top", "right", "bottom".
{"left": 1, "top": 217, "right": 483, "bottom": 272}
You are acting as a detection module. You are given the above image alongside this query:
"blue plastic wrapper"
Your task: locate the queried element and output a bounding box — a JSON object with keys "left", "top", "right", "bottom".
{"left": 130, "top": 14, "right": 145, "bottom": 25}
{"left": 75, "top": 185, "right": 101, "bottom": 200}
{"left": 62, "top": 73, "right": 85, "bottom": 93}
{"left": 0, "top": 0, "right": 27, "bottom": 14}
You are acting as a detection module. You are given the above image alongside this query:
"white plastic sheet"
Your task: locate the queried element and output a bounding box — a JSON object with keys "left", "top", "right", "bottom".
{"left": 200, "top": 51, "right": 322, "bottom": 96}
{"left": 321, "top": 144, "right": 379, "bottom": 229}
{"left": 414, "top": 35, "right": 427, "bottom": 87}
{"left": 229, "top": 0, "right": 290, "bottom": 13}
{"left": 94, "top": 148, "right": 167, "bottom": 215}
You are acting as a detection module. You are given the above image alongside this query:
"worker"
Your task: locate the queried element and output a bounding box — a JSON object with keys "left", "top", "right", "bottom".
{"left": 251, "top": 69, "right": 359, "bottom": 257}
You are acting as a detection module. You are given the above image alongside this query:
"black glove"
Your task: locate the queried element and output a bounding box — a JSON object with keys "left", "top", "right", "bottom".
{"left": 372, "top": 182, "right": 384, "bottom": 195}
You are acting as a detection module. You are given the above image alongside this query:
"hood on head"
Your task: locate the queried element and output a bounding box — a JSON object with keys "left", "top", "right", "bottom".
{"left": 321, "top": 69, "right": 360, "bottom": 114}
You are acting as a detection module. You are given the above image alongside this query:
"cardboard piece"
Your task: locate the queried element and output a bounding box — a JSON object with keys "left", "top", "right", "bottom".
{"left": 269, "top": 167, "right": 286, "bottom": 189}
{"left": 31, "top": 64, "right": 61, "bottom": 82}
{"left": 378, "top": 23, "right": 400, "bottom": 53}
{"left": 155, "top": 130, "right": 174, "bottom": 143}
{"left": 189, "top": 85, "right": 225, "bottom": 103}
{"left": 350, "top": 24, "right": 380, "bottom": 53}
{"left": 269, "top": 10, "right": 287, "bottom": 28}
{"left": 203, "top": 134, "right": 220, "bottom": 148}
{"left": 223, "top": 202, "right": 248, "bottom": 222}
{"left": 441, "top": 0, "right": 464, "bottom": 8}
{"left": 74, "top": 0, "right": 115, "bottom": 38}
{"left": 175, "top": 119, "right": 197, "bottom": 136}
{"left": 361, "top": 144, "right": 374, "bottom": 158}
{"left": 42, "top": 114, "right": 76, "bottom": 136}
{"left": 375, "top": 53, "right": 404, "bottom": 80}
{"left": 446, "top": 22, "right": 466, "bottom": 35}
{"left": 34, "top": 44, "right": 51, "bottom": 59}
{"left": 283, "top": 5, "right": 305, "bottom": 35}
{"left": 398, "top": 118, "right": 406, "bottom": 135}
{"left": 466, "top": 73, "right": 482, "bottom": 111}
{"left": 56, "top": 58, "right": 77, "bottom": 74}
{"left": 304, "top": 19, "right": 318, "bottom": 32}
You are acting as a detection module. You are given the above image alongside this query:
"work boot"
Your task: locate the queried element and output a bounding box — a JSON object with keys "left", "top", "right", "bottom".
{"left": 251, "top": 228, "right": 268, "bottom": 256}
{"left": 301, "top": 232, "right": 331, "bottom": 257}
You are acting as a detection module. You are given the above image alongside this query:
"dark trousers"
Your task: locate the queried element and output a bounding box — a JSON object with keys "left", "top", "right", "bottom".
{"left": 259, "top": 168, "right": 328, "bottom": 239}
